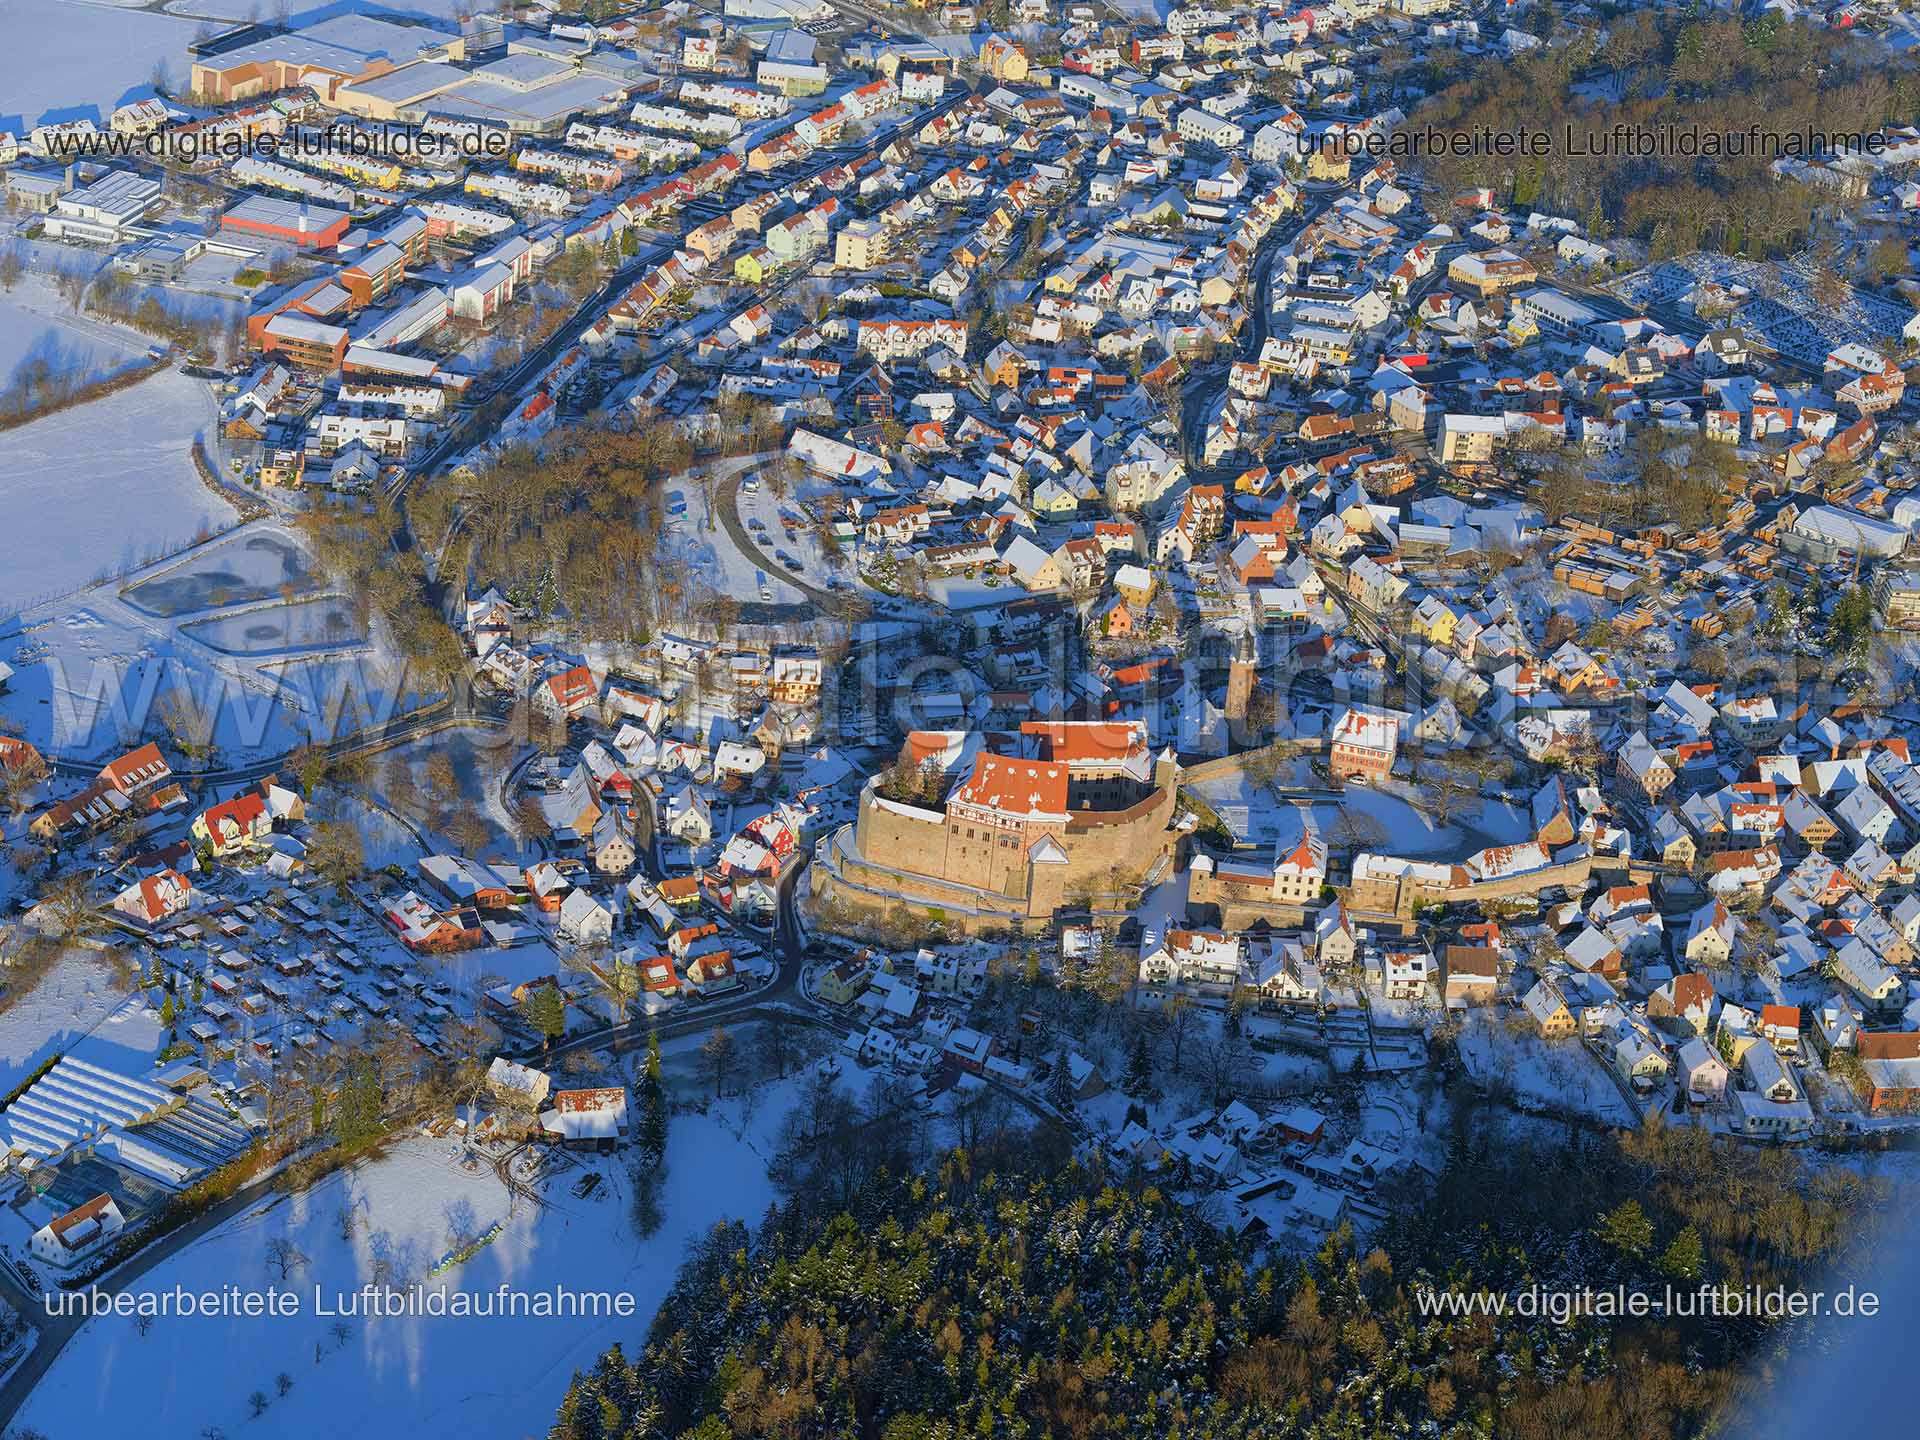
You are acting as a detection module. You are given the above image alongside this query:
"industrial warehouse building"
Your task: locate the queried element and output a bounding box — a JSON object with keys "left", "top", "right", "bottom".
{"left": 189, "top": 15, "right": 466, "bottom": 104}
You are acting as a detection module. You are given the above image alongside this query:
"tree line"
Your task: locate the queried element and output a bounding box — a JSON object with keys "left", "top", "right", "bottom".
{"left": 1412, "top": 10, "right": 1920, "bottom": 259}
{"left": 546, "top": 1106, "right": 1880, "bottom": 1439}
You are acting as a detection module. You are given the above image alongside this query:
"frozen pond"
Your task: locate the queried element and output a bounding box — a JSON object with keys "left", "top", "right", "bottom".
{"left": 180, "top": 595, "right": 366, "bottom": 654}
{"left": 123, "top": 531, "right": 320, "bottom": 617}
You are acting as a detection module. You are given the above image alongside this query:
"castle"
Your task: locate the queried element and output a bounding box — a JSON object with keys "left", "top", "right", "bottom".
{"left": 811, "top": 721, "right": 1182, "bottom": 934}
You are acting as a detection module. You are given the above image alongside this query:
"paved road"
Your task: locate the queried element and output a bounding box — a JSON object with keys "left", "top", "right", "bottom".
{"left": 0, "top": 837, "right": 811, "bottom": 1428}
{"left": 712, "top": 467, "right": 869, "bottom": 623}
{"left": 47, "top": 697, "right": 511, "bottom": 782}
{"left": 402, "top": 86, "right": 973, "bottom": 501}
{"left": 0, "top": 81, "right": 988, "bottom": 1417}
{"left": 1179, "top": 194, "right": 1333, "bottom": 483}
{"left": 521, "top": 839, "right": 819, "bottom": 1066}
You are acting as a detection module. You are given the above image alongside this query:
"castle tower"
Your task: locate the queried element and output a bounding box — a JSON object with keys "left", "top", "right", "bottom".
{"left": 1226, "top": 630, "right": 1258, "bottom": 745}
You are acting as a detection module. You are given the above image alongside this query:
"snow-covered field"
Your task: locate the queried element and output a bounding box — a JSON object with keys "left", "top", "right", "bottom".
{"left": 163, "top": 0, "right": 484, "bottom": 19}
{"left": 0, "top": 364, "right": 234, "bottom": 610}
{"left": 0, "top": 948, "right": 139, "bottom": 1093}
{"left": 5, "top": 0, "right": 483, "bottom": 126}
{"left": 0, "top": 279, "right": 132, "bottom": 394}
{"left": 6, "top": 0, "right": 200, "bottom": 126}
{"left": 15, "top": 1095, "right": 785, "bottom": 1438}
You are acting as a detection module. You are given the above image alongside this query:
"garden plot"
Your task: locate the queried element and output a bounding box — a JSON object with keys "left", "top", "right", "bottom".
{"left": 1454, "top": 1009, "right": 1639, "bottom": 1126}
{"left": 1610, "top": 252, "right": 1916, "bottom": 365}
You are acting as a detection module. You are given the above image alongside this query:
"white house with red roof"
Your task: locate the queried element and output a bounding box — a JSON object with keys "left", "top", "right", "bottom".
{"left": 112, "top": 869, "right": 193, "bottom": 928}
{"left": 191, "top": 791, "right": 272, "bottom": 858}
{"left": 1271, "top": 829, "right": 1328, "bottom": 903}
{"left": 100, "top": 742, "right": 171, "bottom": 795}
{"left": 537, "top": 663, "right": 600, "bottom": 720}
{"left": 31, "top": 1193, "right": 125, "bottom": 1270}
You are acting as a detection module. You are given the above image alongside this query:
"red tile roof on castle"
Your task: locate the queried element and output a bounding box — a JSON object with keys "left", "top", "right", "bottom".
{"left": 952, "top": 753, "right": 1068, "bottom": 820}
{"left": 1018, "top": 719, "right": 1148, "bottom": 769}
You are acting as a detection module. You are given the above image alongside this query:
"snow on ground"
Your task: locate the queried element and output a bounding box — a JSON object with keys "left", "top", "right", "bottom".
{"left": 1190, "top": 772, "right": 1323, "bottom": 849}
{"left": 6, "top": 0, "right": 201, "bottom": 127}
{"left": 311, "top": 788, "right": 430, "bottom": 871}
{"left": 1454, "top": 1009, "right": 1638, "bottom": 1126}
{"left": 1186, "top": 772, "right": 1503, "bottom": 860}
{"left": 733, "top": 472, "right": 864, "bottom": 596}
{"left": 180, "top": 596, "right": 368, "bottom": 655}
{"left": 0, "top": 947, "right": 138, "bottom": 1093}
{"left": 1307, "top": 784, "right": 1460, "bottom": 857}
{"left": 15, "top": 1089, "right": 786, "bottom": 1439}
{"left": 362, "top": 725, "right": 529, "bottom": 860}
{"left": 0, "top": 365, "right": 235, "bottom": 609}
{"left": 1881, "top": 12, "right": 1920, "bottom": 52}
{"left": 160, "top": 0, "right": 463, "bottom": 15}
{"left": 665, "top": 479, "right": 807, "bottom": 607}
{"left": 64, "top": 986, "right": 167, "bottom": 1074}
{"left": 0, "top": 277, "right": 135, "bottom": 394}
{"left": 0, "top": 521, "right": 421, "bottom": 763}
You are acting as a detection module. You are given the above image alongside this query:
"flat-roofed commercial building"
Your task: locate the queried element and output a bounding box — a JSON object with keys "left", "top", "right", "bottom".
{"left": 190, "top": 15, "right": 465, "bottom": 103}
{"left": 41, "top": 170, "right": 163, "bottom": 245}
{"left": 331, "top": 60, "right": 469, "bottom": 121}
{"left": 220, "top": 195, "right": 351, "bottom": 250}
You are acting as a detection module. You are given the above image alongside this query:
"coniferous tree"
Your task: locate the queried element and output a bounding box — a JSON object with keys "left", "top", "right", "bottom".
{"left": 333, "top": 1054, "right": 384, "bottom": 1153}
{"left": 1123, "top": 1031, "right": 1155, "bottom": 1099}
{"left": 1657, "top": 1223, "right": 1705, "bottom": 1280}
{"left": 523, "top": 984, "right": 566, "bottom": 1053}
{"left": 1595, "top": 1197, "right": 1655, "bottom": 1258}
{"left": 638, "top": 1032, "right": 669, "bottom": 1164}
